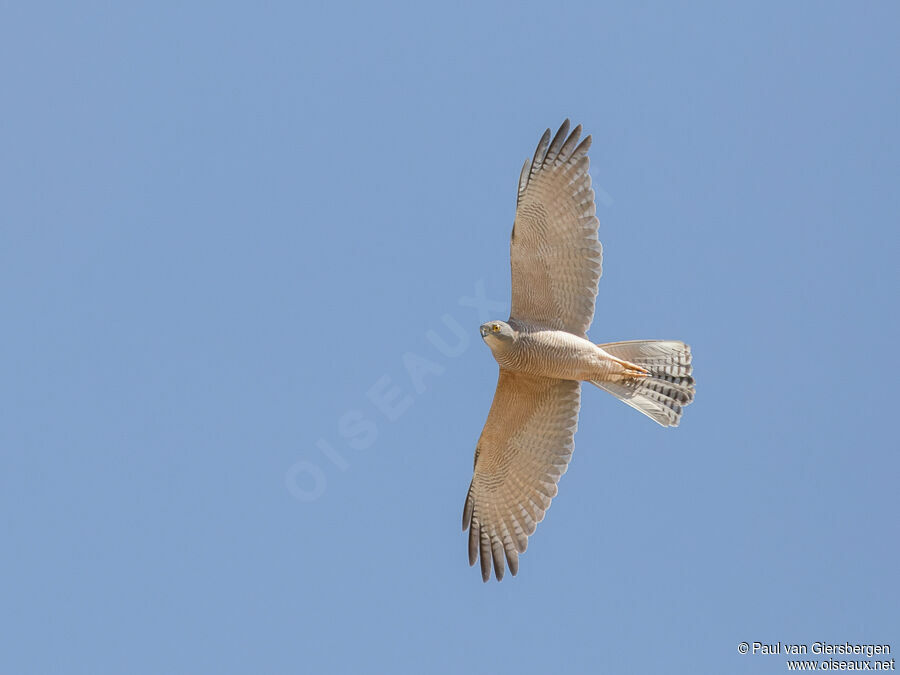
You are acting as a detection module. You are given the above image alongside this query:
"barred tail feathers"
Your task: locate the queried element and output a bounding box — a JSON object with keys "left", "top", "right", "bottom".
{"left": 591, "top": 340, "right": 694, "bottom": 427}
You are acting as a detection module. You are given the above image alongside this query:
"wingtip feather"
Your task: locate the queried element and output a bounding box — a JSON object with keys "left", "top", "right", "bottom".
{"left": 462, "top": 486, "right": 474, "bottom": 531}
{"left": 532, "top": 128, "right": 552, "bottom": 169}
{"left": 479, "top": 531, "right": 491, "bottom": 582}
{"left": 492, "top": 539, "right": 506, "bottom": 581}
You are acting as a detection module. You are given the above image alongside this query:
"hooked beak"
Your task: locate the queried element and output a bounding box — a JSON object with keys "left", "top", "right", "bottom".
{"left": 479, "top": 325, "right": 489, "bottom": 338}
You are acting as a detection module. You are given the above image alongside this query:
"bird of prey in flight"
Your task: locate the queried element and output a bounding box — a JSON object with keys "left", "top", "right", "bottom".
{"left": 462, "top": 120, "right": 695, "bottom": 582}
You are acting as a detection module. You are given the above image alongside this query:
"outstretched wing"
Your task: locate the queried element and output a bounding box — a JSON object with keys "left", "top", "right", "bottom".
{"left": 510, "top": 120, "right": 602, "bottom": 338}
{"left": 462, "top": 370, "right": 581, "bottom": 581}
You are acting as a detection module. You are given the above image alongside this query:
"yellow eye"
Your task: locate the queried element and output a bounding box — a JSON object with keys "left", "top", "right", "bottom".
{"left": 491, "top": 324, "right": 500, "bottom": 332}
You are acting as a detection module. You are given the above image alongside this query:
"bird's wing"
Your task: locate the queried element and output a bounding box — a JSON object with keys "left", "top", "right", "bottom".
{"left": 462, "top": 369, "right": 580, "bottom": 581}
{"left": 510, "top": 120, "right": 602, "bottom": 338}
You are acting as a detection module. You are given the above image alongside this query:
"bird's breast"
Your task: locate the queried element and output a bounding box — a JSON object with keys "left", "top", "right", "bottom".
{"left": 495, "top": 330, "right": 600, "bottom": 381}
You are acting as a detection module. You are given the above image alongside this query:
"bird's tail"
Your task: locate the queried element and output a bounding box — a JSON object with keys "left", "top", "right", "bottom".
{"left": 590, "top": 340, "right": 694, "bottom": 427}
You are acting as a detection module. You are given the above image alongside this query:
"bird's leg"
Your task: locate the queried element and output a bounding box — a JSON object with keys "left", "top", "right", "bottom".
{"left": 610, "top": 356, "right": 649, "bottom": 379}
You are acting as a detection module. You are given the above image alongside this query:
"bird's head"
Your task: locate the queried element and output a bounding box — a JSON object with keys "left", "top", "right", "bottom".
{"left": 480, "top": 320, "right": 515, "bottom": 345}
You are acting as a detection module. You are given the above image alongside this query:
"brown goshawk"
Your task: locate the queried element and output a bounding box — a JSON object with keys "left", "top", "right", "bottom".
{"left": 462, "top": 120, "right": 695, "bottom": 582}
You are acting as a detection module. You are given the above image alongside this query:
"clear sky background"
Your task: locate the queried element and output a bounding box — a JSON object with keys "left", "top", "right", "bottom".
{"left": 2, "top": 2, "right": 898, "bottom": 673}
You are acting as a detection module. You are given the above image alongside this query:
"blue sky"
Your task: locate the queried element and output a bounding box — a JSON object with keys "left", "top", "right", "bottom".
{"left": 2, "top": 2, "right": 898, "bottom": 673}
